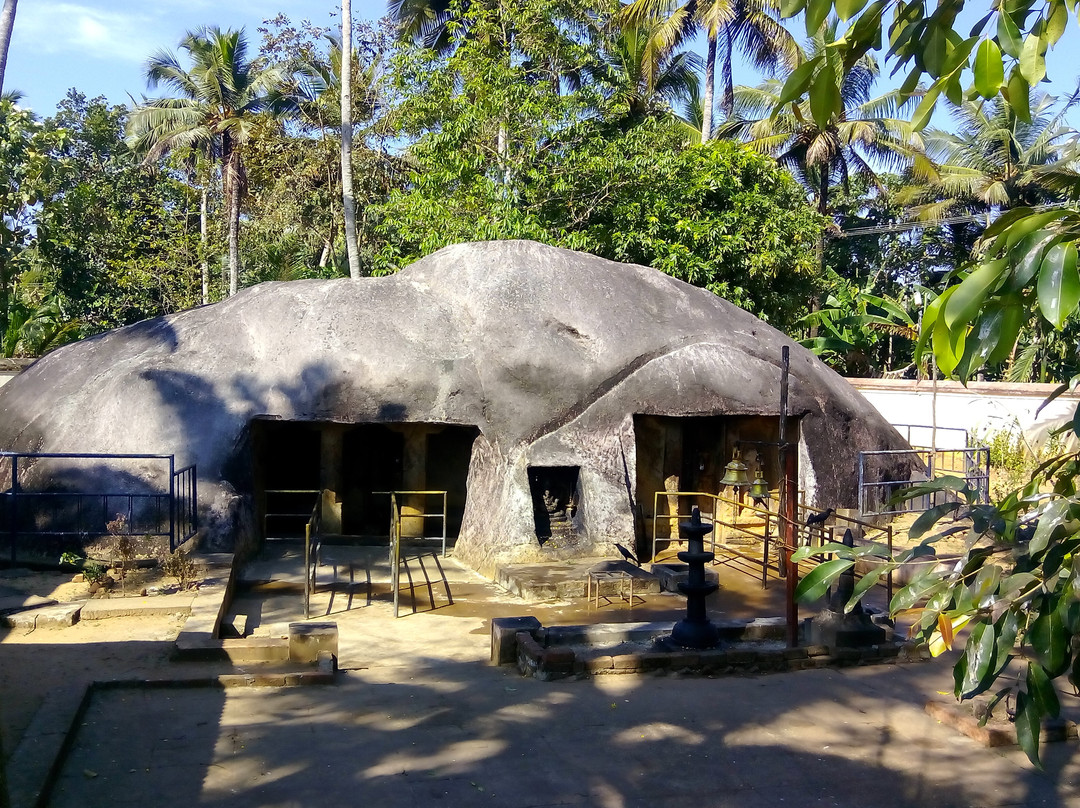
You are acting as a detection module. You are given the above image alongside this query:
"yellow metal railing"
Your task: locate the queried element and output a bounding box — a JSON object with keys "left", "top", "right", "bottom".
{"left": 303, "top": 490, "right": 325, "bottom": 619}
{"left": 649, "top": 490, "right": 894, "bottom": 600}
{"left": 373, "top": 490, "right": 449, "bottom": 557}
{"left": 650, "top": 490, "right": 787, "bottom": 589}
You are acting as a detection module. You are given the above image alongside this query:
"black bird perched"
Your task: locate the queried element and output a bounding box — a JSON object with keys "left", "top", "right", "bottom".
{"left": 615, "top": 542, "right": 640, "bottom": 566}
{"left": 751, "top": 492, "right": 768, "bottom": 509}
{"left": 805, "top": 508, "right": 834, "bottom": 527}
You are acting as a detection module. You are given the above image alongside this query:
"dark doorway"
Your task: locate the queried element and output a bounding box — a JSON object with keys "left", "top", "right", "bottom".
{"left": 527, "top": 466, "right": 582, "bottom": 548}
{"left": 253, "top": 421, "right": 322, "bottom": 538}
{"left": 253, "top": 420, "right": 480, "bottom": 543}
{"left": 633, "top": 415, "right": 790, "bottom": 558}
{"left": 341, "top": 425, "right": 404, "bottom": 536}
{"left": 426, "top": 427, "right": 480, "bottom": 538}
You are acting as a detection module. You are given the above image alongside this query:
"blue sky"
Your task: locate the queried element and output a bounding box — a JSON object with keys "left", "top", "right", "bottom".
{"left": 6, "top": 1, "right": 1080, "bottom": 119}
{"left": 6, "top": 1, "right": 385, "bottom": 112}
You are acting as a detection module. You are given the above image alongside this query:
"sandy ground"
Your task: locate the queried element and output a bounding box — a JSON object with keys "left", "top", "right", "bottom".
{"left": 0, "top": 565, "right": 198, "bottom": 765}
{"left": 0, "top": 614, "right": 188, "bottom": 764}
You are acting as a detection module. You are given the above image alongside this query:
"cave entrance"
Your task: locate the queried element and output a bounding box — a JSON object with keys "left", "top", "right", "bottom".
{"left": 527, "top": 466, "right": 583, "bottom": 550}
{"left": 633, "top": 415, "right": 794, "bottom": 559}
{"left": 252, "top": 419, "right": 479, "bottom": 544}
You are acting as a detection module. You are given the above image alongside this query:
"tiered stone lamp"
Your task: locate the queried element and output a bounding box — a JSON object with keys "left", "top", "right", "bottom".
{"left": 670, "top": 506, "right": 721, "bottom": 649}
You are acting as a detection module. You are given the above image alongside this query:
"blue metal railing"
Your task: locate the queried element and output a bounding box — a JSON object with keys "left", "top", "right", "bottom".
{"left": 0, "top": 452, "right": 198, "bottom": 561}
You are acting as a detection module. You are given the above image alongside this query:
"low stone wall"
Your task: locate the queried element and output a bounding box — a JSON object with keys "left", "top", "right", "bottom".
{"left": 493, "top": 617, "right": 925, "bottom": 681}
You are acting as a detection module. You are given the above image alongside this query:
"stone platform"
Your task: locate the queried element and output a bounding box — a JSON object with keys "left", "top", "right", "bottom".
{"left": 495, "top": 558, "right": 660, "bottom": 600}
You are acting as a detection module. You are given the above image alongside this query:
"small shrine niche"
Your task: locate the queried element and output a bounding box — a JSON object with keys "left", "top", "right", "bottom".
{"left": 528, "top": 466, "right": 581, "bottom": 547}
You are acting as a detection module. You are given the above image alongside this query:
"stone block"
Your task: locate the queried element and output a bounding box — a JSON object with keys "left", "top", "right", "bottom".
{"left": 744, "top": 617, "right": 787, "bottom": 641}
{"left": 289, "top": 621, "right": 338, "bottom": 664}
{"left": 586, "top": 655, "right": 614, "bottom": 672}
{"left": 638, "top": 652, "right": 671, "bottom": 672}
{"left": 542, "top": 647, "right": 575, "bottom": 666}
{"left": 650, "top": 563, "right": 719, "bottom": 594}
{"left": 664, "top": 652, "right": 700, "bottom": 669}
{"left": 516, "top": 631, "right": 544, "bottom": 662}
{"left": 612, "top": 654, "right": 644, "bottom": 671}
{"left": 228, "top": 613, "right": 249, "bottom": 638}
{"left": 490, "top": 616, "right": 541, "bottom": 665}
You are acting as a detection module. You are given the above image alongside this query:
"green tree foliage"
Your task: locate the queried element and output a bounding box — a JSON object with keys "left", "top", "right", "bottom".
{"left": 722, "top": 21, "right": 923, "bottom": 217}
{"left": 33, "top": 92, "right": 201, "bottom": 333}
{"left": 126, "top": 27, "right": 290, "bottom": 297}
{"left": 243, "top": 17, "right": 400, "bottom": 279}
{"left": 377, "top": 118, "right": 822, "bottom": 325}
{"left": 0, "top": 98, "right": 62, "bottom": 337}
{"left": 590, "top": 18, "right": 704, "bottom": 129}
{"left": 779, "top": 0, "right": 1080, "bottom": 766}
{"left": 898, "top": 91, "right": 1080, "bottom": 221}
{"left": 621, "top": 0, "right": 797, "bottom": 140}
{"left": 373, "top": 0, "right": 822, "bottom": 326}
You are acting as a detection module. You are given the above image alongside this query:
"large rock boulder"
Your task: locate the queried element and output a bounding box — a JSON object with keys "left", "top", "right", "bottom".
{"left": 0, "top": 241, "right": 909, "bottom": 574}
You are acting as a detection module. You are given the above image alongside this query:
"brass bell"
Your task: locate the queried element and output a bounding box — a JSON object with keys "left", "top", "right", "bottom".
{"left": 719, "top": 450, "right": 750, "bottom": 488}
{"left": 749, "top": 472, "right": 769, "bottom": 501}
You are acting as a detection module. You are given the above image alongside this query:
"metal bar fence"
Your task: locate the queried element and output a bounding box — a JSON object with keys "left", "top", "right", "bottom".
{"left": 0, "top": 452, "right": 197, "bottom": 562}
{"left": 857, "top": 446, "right": 990, "bottom": 517}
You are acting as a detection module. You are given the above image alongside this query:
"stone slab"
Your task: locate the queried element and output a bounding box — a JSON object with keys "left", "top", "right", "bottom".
{"left": 497, "top": 558, "right": 660, "bottom": 601}
{"left": 925, "top": 698, "right": 1079, "bottom": 747}
{"left": 79, "top": 593, "right": 195, "bottom": 620}
{"left": 540, "top": 621, "right": 673, "bottom": 646}
{"left": 1, "top": 601, "right": 82, "bottom": 628}
{"left": 289, "top": 622, "right": 339, "bottom": 664}
{"left": 5, "top": 685, "right": 90, "bottom": 808}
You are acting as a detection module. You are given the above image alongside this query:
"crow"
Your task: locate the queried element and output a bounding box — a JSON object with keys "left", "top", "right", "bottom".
{"left": 615, "top": 542, "right": 640, "bottom": 566}
{"left": 805, "top": 508, "right": 834, "bottom": 527}
{"left": 751, "top": 492, "right": 769, "bottom": 509}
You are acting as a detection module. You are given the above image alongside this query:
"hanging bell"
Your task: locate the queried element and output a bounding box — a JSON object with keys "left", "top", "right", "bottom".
{"left": 749, "top": 471, "right": 769, "bottom": 501}
{"left": 719, "top": 450, "right": 750, "bottom": 488}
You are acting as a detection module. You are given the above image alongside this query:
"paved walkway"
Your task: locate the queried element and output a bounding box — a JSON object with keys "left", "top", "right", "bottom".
{"left": 48, "top": 660, "right": 1080, "bottom": 807}
{"left": 37, "top": 549, "right": 1080, "bottom": 807}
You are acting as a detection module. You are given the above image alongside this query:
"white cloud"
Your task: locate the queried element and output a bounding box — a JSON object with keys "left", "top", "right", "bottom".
{"left": 14, "top": 3, "right": 158, "bottom": 63}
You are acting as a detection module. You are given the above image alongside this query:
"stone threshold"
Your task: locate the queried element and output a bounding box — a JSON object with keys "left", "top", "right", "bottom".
{"left": 493, "top": 616, "right": 926, "bottom": 681}
{"left": 925, "top": 698, "right": 1079, "bottom": 749}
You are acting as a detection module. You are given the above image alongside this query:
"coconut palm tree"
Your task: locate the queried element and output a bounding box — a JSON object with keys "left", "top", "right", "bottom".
{"left": 592, "top": 20, "right": 704, "bottom": 129}
{"left": 126, "top": 27, "right": 289, "bottom": 296}
{"left": 621, "top": 0, "right": 796, "bottom": 142}
{"left": 720, "top": 27, "right": 923, "bottom": 218}
{"left": 388, "top": 0, "right": 465, "bottom": 52}
{"left": 0, "top": 0, "right": 17, "bottom": 96}
{"left": 896, "top": 92, "right": 1080, "bottom": 220}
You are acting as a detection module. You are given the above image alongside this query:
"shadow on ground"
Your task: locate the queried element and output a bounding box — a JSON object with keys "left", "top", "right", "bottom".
{"left": 45, "top": 654, "right": 1080, "bottom": 808}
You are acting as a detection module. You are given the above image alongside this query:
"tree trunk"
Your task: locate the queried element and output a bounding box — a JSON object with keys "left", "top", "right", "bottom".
{"left": 701, "top": 33, "right": 718, "bottom": 142}
{"left": 340, "top": 0, "right": 362, "bottom": 280}
{"left": 0, "top": 0, "right": 17, "bottom": 97}
{"left": 226, "top": 151, "right": 241, "bottom": 297}
{"left": 720, "top": 27, "right": 734, "bottom": 122}
{"left": 200, "top": 186, "right": 209, "bottom": 305}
